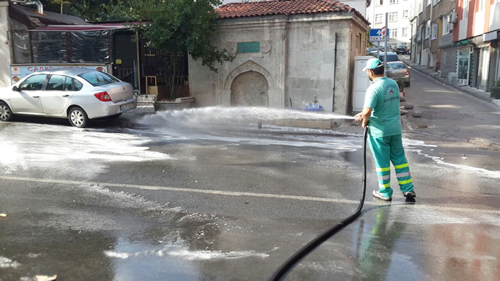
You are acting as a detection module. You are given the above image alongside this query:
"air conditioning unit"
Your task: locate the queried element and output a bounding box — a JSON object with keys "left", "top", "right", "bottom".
{"left": 449, "top": 11, "right": 458, "bottom": 24}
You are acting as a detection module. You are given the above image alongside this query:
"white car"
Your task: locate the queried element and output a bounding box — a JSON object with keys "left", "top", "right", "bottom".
{"left": 0, "top": 68, "right": 137, "bottom": 128}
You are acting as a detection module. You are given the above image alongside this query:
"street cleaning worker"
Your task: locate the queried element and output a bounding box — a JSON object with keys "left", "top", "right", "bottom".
{"left": 354, "top": 58, "right": 416, "bottom": 201}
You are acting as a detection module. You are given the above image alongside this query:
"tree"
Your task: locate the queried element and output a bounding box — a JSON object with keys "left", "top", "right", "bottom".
{"left": 107, "top": 0, "right": 233, "bottom": 72}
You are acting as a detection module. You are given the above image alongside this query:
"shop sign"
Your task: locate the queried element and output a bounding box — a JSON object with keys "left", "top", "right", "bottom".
{"left": 10, "top": 65, "right": 107, "bottom": 85}
{"left": 484, "top": 31, "right": 498, "bottom": 42}
{"left": 456, "top": 40, "right": 469, "bottom": 46}
{"left": 237, "top": 42, "right": 260, "bottom": 53}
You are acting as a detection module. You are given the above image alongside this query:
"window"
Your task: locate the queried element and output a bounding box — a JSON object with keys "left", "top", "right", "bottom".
{"left": 442, "top": 15, "right": 452, "bottom": 34}
{"left": 64, "top": 78, "right": 74, "bottom": 91}
{"left": 389, "top": 12, "right": 398, "bottom": 22}
{"left": 47, "top": 75, "right": 66, "bottom": 91}
{"left": 20, "top": 75, "right": 47, "bottom": 91}
{"left": 432, "top": 23, "right": 438, "bottom": 39}
{"left": 418, "top": 0, "right": 423, "bottom": 13}
{"left": 402, "top": 27, "right": 409, "bottom": 37}
{"left": 390, "top": 0, "right": 399, "bottom": 3}
{"left": 390, "top": 29, "right": 398, "bottom": 38}
{"left": 425, "top": 20, "right": 431, "bottom": 39}
{"left": 73, "top": 79, "right": 84, "bottom": 91}
{"left": 427, "top": 0, "right": 431, "bottom": 6}
{"left": 463, "top": 0, "right": 469, "bottom": 19}
{"left": 79, "top": 71, "right": 119, "bottom": 86}
{"left": 375, "top": 14, "right": 383, "bottom": 23}
{"left": 388, "top": 62, "right": 405, "bottom": 70}
{"left": 403, "top": 10, "right": 409, "bottom": 18}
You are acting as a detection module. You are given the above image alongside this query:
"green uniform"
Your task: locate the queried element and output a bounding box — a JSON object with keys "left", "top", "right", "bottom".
{"left": 364, "top": 77, "right": 414, "bottom": 197}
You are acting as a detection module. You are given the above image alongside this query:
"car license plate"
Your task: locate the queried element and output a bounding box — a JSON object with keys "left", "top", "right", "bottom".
{"left": 120, "top": 103, "right": 133, "bottom": 112}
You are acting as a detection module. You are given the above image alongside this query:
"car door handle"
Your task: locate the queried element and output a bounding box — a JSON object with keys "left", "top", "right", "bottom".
{"left": 62, "top": 95, "right": 70, "bottom": 97}
{"left": 33, "top": 96, "right": 40, "bottom": 98}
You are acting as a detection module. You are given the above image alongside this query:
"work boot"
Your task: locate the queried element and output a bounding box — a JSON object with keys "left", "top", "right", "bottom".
{"left": 373, "top": 190, "right": 392, "bottom": 201}
{"left": 403, "top": 190, "right": 416, "bottom": 198}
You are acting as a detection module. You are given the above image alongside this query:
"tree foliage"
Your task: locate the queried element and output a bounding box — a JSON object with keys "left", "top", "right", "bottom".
{"left": 40, "top": 0, "right": 233, "bottom": 72}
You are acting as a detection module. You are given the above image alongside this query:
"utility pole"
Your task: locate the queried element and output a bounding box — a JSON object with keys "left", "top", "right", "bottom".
{"left": 384, "top": 12, "right": 388, "bottom": 77}
{"left": 429, "top": 0, "right": 433, "bottom": 67}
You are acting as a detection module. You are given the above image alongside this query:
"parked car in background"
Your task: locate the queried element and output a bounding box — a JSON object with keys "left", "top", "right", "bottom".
{"left": 378, "top": 52, "right": 400, "bottom": 62}
{"left": 387, "top": 61, "right": 410, "bottom": 87}
{"left": 396, "top": 46, "right": 409, "bottom": 55}
{"left": 0, "top": 68, "right": 137, "bottom": 128}
{"left": 367, "top": 47, "right": 385, "bottom": 56}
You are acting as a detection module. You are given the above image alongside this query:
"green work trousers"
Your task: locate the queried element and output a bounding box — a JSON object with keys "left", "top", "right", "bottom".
{"left": 367, "top": 132, "right": 414, "bottom": 197}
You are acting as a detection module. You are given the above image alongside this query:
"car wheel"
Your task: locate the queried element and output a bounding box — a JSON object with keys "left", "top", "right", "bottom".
{"left": 405, "top": 82, "right": 410, "bottom": 87}
{"left": 0, "top": 101, "right": 14, "bottom": 122}
{"left": 68, "top": 106, "right": 88, "bottom": 128}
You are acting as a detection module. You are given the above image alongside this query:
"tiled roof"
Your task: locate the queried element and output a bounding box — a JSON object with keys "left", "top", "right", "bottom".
{"left": 216, "top": 0, "right": 369, "bottom": 25}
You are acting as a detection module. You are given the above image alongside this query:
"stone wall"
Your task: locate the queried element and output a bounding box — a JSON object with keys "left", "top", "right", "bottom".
{"left": 188, "top": 13, "right": 368, "bottom": 114}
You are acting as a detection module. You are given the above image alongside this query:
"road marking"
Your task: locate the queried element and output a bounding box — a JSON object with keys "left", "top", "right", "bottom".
{"left": 1, "top": 175, "right": 499, "bottom": 215}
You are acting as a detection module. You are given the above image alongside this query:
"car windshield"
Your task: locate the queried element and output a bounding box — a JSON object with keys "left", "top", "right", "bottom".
{"left": 379, "top": 54, "right": 399, "bottom": 62}
{"left": 388, "top": 63, "right": 405, "bottom": 70}
{"left": 79, "top": 71, "right": 120, "bottom": 86}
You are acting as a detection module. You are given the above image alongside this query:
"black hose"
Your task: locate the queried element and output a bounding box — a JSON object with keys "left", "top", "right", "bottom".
{"left": 270, "top": 125, "right": 369, "bottom": 281}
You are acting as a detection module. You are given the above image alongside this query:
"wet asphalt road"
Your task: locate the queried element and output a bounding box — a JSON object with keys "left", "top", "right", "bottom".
{"left": 1, "top": 73, "right": 500, "bottom": 280}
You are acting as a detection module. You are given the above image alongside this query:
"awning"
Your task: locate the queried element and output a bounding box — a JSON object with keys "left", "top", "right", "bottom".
{"left": 9, "top": 2, "right": 90, "bottom": 30}
{"left": 33, "top": 24, "right": 129, "bottom": 31}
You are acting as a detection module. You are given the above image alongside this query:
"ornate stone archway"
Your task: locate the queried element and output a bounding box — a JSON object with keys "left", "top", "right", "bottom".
{"left": 218, "top": 60, "right": 282, "bottom": 107}
{"left": 230, "top": 71, "right": 269, "bottom": 106}
{"left": 223, "top": 60, "right": 274, "bottom": 90}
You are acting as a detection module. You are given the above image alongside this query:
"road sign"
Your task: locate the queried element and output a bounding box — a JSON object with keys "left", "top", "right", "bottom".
{"left": 369, "top": 28, "right": 390, "bottom": 42}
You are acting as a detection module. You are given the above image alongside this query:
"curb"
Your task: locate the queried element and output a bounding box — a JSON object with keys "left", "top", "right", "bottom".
{"left": 402, "top": 60, "right": 499, "bottom": 107}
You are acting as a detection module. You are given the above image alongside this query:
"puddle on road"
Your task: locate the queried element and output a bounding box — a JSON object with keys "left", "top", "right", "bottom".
{"left": 103, "top": 237, "right": 269, "bottom": 280}
{"left": 0, "top": 123, "right": 172, "bottom": 177}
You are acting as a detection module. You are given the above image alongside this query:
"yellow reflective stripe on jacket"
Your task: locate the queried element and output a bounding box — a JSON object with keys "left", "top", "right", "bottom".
{"left": 376, "top": 167, "right": 391, "bottom": 172}
{"left": 398, "top": 179, "right": 413, "bottom": 185}
{"left": 394, "top": 163, "right": 409, "bottom": 169}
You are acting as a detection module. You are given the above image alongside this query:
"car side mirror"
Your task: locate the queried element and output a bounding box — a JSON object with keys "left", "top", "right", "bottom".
{"left": 12, "top": 86, "right": 20, "bottom": 92}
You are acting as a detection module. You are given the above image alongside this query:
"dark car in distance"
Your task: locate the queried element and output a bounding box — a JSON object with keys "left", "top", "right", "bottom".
{"left": 378, "top": 52, "right": 400, "bottom": 62}
{"left": 396, "top": 46, "right": 409, "bottom": 55}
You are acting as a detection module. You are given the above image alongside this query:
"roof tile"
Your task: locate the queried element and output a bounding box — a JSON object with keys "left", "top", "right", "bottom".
{"left": 217, "top": 0, "right": 369, "bottom": 24}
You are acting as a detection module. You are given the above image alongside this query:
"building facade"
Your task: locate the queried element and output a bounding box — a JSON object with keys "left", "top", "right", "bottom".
{"left": 366, "top": 0, "right": 414, "bottom": 48}
{"left": 454, "top": 0, "right": 500, "bottom": 91}
{"left": 189, "top": 0, "right": 370, "bottom": 114}
{"left": 411, "top": 0, "right": 500, "bottom": 94}
{"left": 0, "top": 0, "right": 11, "bottom": 88}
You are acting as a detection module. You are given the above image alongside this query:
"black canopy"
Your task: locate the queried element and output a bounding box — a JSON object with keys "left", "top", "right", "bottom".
{"left": 8, "top": 2, "right": 89, "bottom": 30}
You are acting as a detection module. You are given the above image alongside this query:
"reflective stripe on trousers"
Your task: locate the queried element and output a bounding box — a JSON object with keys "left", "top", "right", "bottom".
{"left": 368, "top": 132, "right": 414, "bottom": 197}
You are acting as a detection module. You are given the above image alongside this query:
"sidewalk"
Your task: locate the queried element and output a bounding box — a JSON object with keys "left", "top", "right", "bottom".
{"left": 399, "top": 56, "right": 500, "bottom": 107}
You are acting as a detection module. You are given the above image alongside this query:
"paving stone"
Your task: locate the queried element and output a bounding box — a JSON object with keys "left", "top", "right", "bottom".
{"left": 412, "top": 111, "right": 422, "bottom": 118}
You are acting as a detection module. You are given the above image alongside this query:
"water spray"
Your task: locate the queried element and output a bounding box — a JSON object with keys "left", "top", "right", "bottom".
{"left": 270, "top": 125, "right": 369, "bottom": 280}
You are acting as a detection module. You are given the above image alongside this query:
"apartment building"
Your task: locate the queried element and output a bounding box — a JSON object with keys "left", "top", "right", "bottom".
{"left": 411, "top": 0, "right": 457, "bottom": 80}
{"left": 411, "top": 0, "right": 500, "bottom": 92}
{"left": 366, "top": 0, "right": 414, "bottom": 48}
{"left": 453, "top": 0, "right": 500, "bottom": 91}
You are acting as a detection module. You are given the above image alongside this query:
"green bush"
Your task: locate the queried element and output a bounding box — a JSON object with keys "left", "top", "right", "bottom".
{"left": 490, "top": 79, "right": 500, "bottom": 99}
